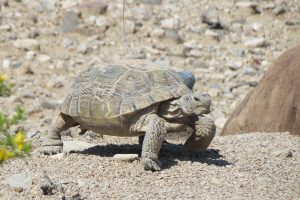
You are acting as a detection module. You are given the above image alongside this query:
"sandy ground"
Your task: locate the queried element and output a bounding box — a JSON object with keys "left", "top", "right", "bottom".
{"left": 0, "top": 132, "right": 299, "bottom": 199}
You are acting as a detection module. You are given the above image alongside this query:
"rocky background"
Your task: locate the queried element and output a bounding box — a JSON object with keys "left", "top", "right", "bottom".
{"left": 0, "top": 0, "right": 299, "bottom": 199}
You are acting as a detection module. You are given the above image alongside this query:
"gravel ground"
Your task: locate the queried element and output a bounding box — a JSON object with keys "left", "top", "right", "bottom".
{"left": 0, "top": 0, "right": 300, "bottom": 199}
{"left": 0, "top": 132, "right": 299, "bottom": 199}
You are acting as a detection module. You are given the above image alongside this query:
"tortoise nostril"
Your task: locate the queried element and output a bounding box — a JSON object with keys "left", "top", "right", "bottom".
{"left": 193, "top": 97, "right": 200, "bottom": 101}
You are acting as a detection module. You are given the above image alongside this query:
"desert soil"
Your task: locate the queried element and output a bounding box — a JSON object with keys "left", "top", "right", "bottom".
{"left": 0, "top": 0, "right": 299, "bottom": 199}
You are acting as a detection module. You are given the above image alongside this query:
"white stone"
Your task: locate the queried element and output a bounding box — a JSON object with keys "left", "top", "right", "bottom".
{"left": 113, "top": 154, "right": 139, "bottom": 162}
{"left": 244, "top": 37, "right": 265, "bottom": 47}
{"left": 187, "top": 49, "right": 202, "bottom": 57}
{"left": 25, "top": 51, "right": 36, "bottom": 60}
{"left": 13, "top": 39, "right": 40, "bottom": 50}
{"left": 236, "top": 1, "right": 258, "bottom": 8}
{"left": 251, "top": 23, "right": 263, "bottom": 31}
{"left": 61, "top": 0, "right": 78, "bottom": 9}
{"left": 0, "top": 24, "right": 11, "bottom": 31}
{"left": 77, "top": 43, "right": 88, "bottom": 54}
{"left": 2, "top": 59, "right": 11, "bottom": 68}
{"left": 95, "top": 16, "right": 109, "bottom": 31}
{"left": 160, "top": 18, "right": 180, "bottom": 30}
{"left": 37, "top": 54, "right": 51, "bottom": 62}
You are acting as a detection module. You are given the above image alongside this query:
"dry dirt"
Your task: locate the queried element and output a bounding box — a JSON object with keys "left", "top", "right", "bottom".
{"left": 0, "top": 0, "right": 300, "bottom": 199}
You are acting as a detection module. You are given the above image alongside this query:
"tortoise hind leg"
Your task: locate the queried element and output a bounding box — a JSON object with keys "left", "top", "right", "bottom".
{"left": 40, "top": 113, "right": 78, "bottom": 155}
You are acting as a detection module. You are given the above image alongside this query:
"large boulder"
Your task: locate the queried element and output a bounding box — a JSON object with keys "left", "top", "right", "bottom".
{"left": 222, "top": 45, "right": 300, "bottom": 136}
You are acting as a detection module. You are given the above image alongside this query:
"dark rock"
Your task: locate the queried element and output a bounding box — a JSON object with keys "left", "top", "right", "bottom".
{"left": 178, "top": 70, "right": 195, "bottom": 89}
{"left": 272, "top": 6, "right": 286, "bottom": 16}
{"left": 222, "top": 45, "right": 300, "bottom": 136}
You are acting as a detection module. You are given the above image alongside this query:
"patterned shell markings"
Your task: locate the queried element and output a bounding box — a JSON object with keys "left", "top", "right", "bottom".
{"left": 59, "top": 61, "right": 191, "bottom": 125}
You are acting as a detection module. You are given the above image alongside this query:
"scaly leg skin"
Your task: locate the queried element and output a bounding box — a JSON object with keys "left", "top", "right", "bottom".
{"left": 141, "top": 115, "right": 168, "bottom": 171}
{"left": 40, "top": 113, "right": 78, "bottom": 155}
{"left": 184, "top": 116, "right": 216, "bottom": 152}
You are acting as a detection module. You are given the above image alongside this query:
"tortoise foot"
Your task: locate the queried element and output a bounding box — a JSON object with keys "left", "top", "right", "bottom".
{"left": 142, "top": 158, "right": 162, "bottom": 171}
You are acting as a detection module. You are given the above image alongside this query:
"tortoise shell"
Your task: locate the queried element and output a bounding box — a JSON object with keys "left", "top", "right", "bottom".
{"left": 59, "top": 60, "right": 191, "bottom": 125}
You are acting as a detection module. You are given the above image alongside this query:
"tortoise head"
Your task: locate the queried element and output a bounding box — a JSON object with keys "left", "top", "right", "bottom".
{"left": 178, "top": 93, "right": 211, "bottom": 116}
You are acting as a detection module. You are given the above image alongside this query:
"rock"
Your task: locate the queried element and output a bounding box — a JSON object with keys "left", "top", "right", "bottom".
{"left": 126, "top": 49, "right": 146, "bottom": 59}
{"left": 27, "top": 30, "right": 39, "bottom": 39}
{"left": 5, "top": 172, "right": 32, "bottom": 189}
{"left": 160, "top": 18, "right": 180, "bottom": 30}
{"left": 13, "top": 39, "right": 40, "bottom": 50}
{"left": 80, "top": 0, "right": 108, "bottom": 15}
{"left": 40, "top": 100, "right": 61, "bottom": 110}
{"left": 235, "top": 1, "right": 260, "bottom": 13}
{"left": 244, "top": 37, "right": 266, "bottom": 47}
{"left": 251, "top": 22, "right": 263, "bottom": 31}
{"left": 192, "top": 59, "right": 209, "bottom": 69}
{"left": 20, "top": 89, "right": 35, "bottom": 98}
{"left": 244, "top": 66, "right": 257, "bottom": 76}
{"left": 222, "top": 45, "right": 300, "bottom": 136}
{"left": 25, "top": 51, "right": 36, "bottom": 60}
{"left": 27, "top": 129, "right": 38, "bottom": 139}
{"left": 47, "top": 76, "right": 65, "bottom": 88}
{"left": 41, "top": 0, "right": 57, "bottom": 11}
{"left": 137, "top": 0, "right": 161, "bottom": 4}
{"left": 272, "top": 6, "right": 286, "bottom": 16}
{"left": 77, "top": 43, "right": 88, "bottom": 54}
{"left": 273, "top": 149, "right": 293, "bottom": 158}
{"left": 113, "top": 154, "right": 139, "bottom": 162}
{"left": 124, "top": 20, "right": 136, "bottom": 34}
{"left": 164, "top": 29, "right": 183, "bottom": 43}
{"left": 2, "top": 59, "right": 11, "bottom": 68}
{"left": 226, "top": 60, "right": 243, "bottom": 71}
{"left": 95, "top": 16, "right": 109, "bottom": 32}
{"left": 151, "top": 28, "right": 165, "bottom": 37}
{"left": 177, "top": 70, "right": 195, "bottom": 89}
{"left": 60, "top": 11, "right": 79, "bottom": 33}
{"left": 201, "top": 7, "right": 223, "bottom": 29}
{"left": 236, "top": 1, "right": 258, "bottom": 8}
{"left": 286, "top": 19, "right": 300, "bottom": 26}
{"left": 0, "top": 24, "right": 11, "bottom": 31}
{"left": 61, "top": 0, "right": 78, "bottom": 9}
{"left": 37, "top": 54, "right": 51, "bottom": 63}
{"left": 61, "top": 38, "right": 75, "bottom": 48}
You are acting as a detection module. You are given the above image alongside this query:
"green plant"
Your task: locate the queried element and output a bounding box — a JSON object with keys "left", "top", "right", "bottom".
{"left": 0, "top": 106, "right": 31, "bottom": 164}
{"left": 0, "top": 72, "right": 14, "bottom": 96}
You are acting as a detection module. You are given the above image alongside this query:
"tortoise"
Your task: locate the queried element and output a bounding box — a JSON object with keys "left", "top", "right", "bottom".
{"left": 41, "top": 60, "right": 216, "bottom": 171}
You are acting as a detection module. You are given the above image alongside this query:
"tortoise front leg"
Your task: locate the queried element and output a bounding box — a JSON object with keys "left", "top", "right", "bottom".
{"left": 141, "top": 114, "right": 168, "bottom": 171}
{"left": 184, "top": 116, "right": 216, "bottom": 152}
{"left": 40, "top": 113, "right": 78, "bottom": 155}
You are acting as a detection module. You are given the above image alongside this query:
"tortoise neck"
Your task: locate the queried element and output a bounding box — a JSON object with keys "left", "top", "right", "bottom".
{"left": 158, "top": 99, "right": 187, "bottom": 122}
